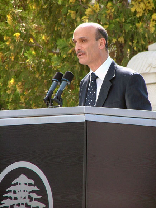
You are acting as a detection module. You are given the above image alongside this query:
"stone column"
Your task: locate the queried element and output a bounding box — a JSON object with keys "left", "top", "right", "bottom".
{"left": 127, "top": 43, "right": 156, "bottom": 111}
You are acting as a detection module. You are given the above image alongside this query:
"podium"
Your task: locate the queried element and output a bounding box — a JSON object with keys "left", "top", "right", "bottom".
{"left": 0, "top": 107, "right": 156, "bottom": 208}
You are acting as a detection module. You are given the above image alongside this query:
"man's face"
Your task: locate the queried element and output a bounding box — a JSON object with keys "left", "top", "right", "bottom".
{"left": 73, "top": 25, "right": 101, "bottom": 69}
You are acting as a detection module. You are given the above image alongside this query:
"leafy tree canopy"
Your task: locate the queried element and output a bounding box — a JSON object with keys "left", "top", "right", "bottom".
{"left": 0, "top": 0, "right": 156, "bottom": 110}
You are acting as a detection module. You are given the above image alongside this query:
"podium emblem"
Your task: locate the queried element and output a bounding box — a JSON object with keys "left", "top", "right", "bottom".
{"left": 0, "top": 161, "right": 53, "bottom": 208}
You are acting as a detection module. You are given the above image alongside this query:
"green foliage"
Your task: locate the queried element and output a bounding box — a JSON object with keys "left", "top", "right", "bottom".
{"left": 0, "top": 0, "right": 156, "bottom": 110}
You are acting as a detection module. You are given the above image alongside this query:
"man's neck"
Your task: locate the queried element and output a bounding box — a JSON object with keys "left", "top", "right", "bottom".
{"left": 90, "top": 54, "right": 109, "bottom": 72}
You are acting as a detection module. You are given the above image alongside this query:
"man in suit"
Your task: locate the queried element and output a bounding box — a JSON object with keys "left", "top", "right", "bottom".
{"left": 72, "top": 22, "right": 152, "bottom": 110}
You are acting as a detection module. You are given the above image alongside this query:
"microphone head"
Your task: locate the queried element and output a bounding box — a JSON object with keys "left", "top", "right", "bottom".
{"left": 43, "top": 72, "right": 63, "bottom": 103}
{"left": 62, "top": 71, "right": 74, "bottom": 83}
{"left": 52, "top": 72, "right": 63, "bottom": 83}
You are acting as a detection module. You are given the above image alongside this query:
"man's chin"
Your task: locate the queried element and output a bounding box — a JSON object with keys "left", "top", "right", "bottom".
{"left": 78, "top": 59, "right": 87, "bottom": 65}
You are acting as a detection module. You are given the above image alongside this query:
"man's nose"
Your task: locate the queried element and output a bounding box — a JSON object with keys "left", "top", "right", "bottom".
{"left": 75, "top": 42, "right": 81, "bottom": 52}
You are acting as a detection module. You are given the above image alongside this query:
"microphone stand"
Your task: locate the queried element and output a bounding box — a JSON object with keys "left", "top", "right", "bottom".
{"left": 52, "top": 97, "right": 63, "bottom": 107}
{"left": 44, "top": 71, "right": 74, "bottom": 108}
{"left": 45, "top": 98, "right": 62, "bottom": 108}
{"left": 44, "top": 88, "right": 63, "bottom": 108}
{"left": 43, "top": 72, "right": 63, "bottom": 108}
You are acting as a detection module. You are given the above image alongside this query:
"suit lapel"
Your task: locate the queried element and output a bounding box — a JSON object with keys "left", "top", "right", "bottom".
{"left": 95, "top": 61, "right": 116, "bottom": 107}
{"left": 79, "top": 73, "right": 90, "bottom": 106}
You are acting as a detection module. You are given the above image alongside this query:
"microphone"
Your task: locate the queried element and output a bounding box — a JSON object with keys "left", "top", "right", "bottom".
{"left": 53, "top": 71, "right": 74, "bottom": 105}
{"left": 43, "top": 72, "right": 63, "bottom": 102}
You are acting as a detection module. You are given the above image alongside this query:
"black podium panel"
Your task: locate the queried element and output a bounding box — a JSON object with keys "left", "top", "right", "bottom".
{"left": 0, "top": 122, "right": 86, "bottom": 208}
{"left": 87, "top": 121, "right": 156, "bottom": 208}
{"left": 1, "top": 107, "right": 156, "bottom": 208}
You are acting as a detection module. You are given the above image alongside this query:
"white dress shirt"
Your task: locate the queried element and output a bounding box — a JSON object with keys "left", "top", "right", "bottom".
{"left": 90, "top": 56, "right": 113, "bottom": 101}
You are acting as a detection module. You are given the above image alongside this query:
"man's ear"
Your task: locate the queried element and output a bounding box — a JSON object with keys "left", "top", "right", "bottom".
{"left": 99, "top": 38, "right": 106, "bottom": 49}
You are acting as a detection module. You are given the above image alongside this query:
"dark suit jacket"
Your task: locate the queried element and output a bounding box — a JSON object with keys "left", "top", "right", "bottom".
{"left": 79, "top": 61, "right": 152, "bottom": 110}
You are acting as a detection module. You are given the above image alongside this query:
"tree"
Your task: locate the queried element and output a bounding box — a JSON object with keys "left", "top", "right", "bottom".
{"left": 0, "top": 0, "right": 155, "bottom": 110}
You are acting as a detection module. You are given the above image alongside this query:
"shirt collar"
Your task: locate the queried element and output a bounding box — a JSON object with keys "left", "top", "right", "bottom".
{"left": 90, "top": 56, "right": 113, "bottom": 80}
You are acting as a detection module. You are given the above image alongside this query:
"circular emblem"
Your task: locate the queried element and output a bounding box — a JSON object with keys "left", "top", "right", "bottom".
{"left": 0, "top": 161, "right": 53, "bottom": 208}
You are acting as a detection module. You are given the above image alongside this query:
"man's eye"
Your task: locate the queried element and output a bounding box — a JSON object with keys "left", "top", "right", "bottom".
{"left": 82, "top": 39, "right": 86, "bottom": 43}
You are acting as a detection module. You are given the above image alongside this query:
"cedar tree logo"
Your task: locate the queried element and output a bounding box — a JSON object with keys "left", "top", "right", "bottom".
{"left": 0, "top": 161, "right": 53, "bottom": 208}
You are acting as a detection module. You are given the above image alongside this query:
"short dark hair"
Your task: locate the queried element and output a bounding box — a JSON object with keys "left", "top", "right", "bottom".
{"left": 95, "top": 27, "right": 108, "bottom": 50}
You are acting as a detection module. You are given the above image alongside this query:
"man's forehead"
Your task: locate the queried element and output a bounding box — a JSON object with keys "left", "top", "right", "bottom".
{"left": 74, "top": 24, "right": 96, "bottom": 33}
{"left": 73, "top": 26, "right": 96, "bottom": 39}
